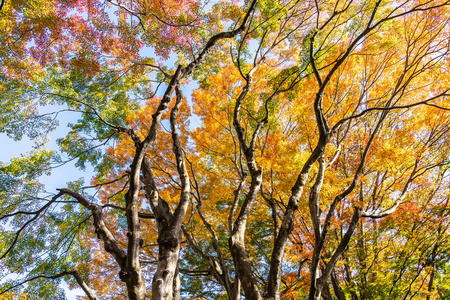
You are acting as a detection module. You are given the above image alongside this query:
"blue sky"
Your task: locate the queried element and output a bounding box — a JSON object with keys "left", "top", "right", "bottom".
{"left": 0, "top": 116, "right": 91, "bottom": 298}
{"left": 0, "top": 72, "right": 201, "bottom": 299}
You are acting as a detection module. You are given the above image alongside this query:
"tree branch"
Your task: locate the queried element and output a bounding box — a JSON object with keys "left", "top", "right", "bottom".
{"left": 0, "top": 191, "right": 64, "bottom": 260}
{"left": 57, "top": 188, "right": 126, "bottom": 268}
{"left": 0, "top": 270, "right": 99, "bottom": 300}
{"left": 102, "top": 203, "right": 154, "bottom": 219}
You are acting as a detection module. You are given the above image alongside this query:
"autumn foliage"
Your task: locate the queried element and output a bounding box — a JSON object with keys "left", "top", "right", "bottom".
{"left": 1, "top": 0, "right": 450, "bottom": 300}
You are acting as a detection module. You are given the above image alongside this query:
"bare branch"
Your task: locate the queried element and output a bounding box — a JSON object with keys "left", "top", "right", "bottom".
{"left": 70, "top": 270, "right": 100, "bottom": 300}
{"left": 0, "top": 271, "right": 70, "bottom": 295}
{"left": 102, "top": 203, "right": 154, "bottom": 219}
{"left": 57, "top": 188, "right": 127, "bottom": 268}
{"left": 182, "top": 0, "right": 258, "bottom": 78}
{"left": 332, "top": 90, "right": 450, "bottom": 131}
{"left": 0, "top": 191, "right": 64, "bottom": 260}
{"left": 0, "top": 270, "right": 99, "bottom": 300}
{"left": 169, "top": 86, "right": 191, "bottom": 230}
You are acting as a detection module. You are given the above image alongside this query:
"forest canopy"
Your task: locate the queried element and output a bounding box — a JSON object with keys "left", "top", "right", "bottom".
{"left": 1, "top": 0, "right": 450, "bottom": 299}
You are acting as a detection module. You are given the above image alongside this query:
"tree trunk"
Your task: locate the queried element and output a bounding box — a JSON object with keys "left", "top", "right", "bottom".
{"left": 229, "top": 234, "right": 262, "bottom": 300}
{"left": 152, "top": 229, "right": 182, "bottom": 300}
{"left": 426, "top": 240, "right": 439, "bottom": 300}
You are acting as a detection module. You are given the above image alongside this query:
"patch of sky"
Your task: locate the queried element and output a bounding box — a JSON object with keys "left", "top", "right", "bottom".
{"left": 0, "top": 1, "right": 225, "bottom": 296}
{"left": 0, "top": 104, "right": 95, "bottom": 299}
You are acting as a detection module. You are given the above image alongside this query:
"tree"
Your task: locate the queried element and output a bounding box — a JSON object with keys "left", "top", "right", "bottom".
{"left": 1, "top": 0, "right": 450, "bottom": 299}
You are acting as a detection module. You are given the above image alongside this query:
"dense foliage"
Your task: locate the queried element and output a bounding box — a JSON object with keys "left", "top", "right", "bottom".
{"left": 1, "top": 0, "right": 450, "bottom": 299}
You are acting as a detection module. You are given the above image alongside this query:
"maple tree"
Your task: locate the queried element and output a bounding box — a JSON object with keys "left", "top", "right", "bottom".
{"left": 1, "top": 0, "right": 450, "bottom": 299}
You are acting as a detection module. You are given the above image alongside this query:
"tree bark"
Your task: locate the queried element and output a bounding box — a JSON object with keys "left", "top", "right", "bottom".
{"left": 311, "top": 207, "right": 362, "bottom": 299}
{"left": 229, "top": 171, "right": 264, "bottom": 300}
{"left": 152, "top": 228, "right": 182, "bottom": 300}
{"left": 71, "top": 270, "right": 100, "bottom": 300}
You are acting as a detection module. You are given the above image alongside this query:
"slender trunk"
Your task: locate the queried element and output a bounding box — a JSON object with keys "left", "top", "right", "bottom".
{"left": 123, "top": 190, "right": 147, "bottom": 300}
{"left": 310, "top": 207, "right": 362, "bottom": 299}
{"left": 322, "top": 282, "right": 333, "bottom": 300}
{"left": 229, "top": 234, "right": 262, "bottom": 300}
{"left": 229, "top": 171, "right": 263, "bottom": 300}
{"left": 71, "top": 270, "right": 100, "bottom": 300}
{"left": 330, "top": 270, "right": 346, "bottom": 300}
{"left": 266, "top": 142, "right": 326, "bottom": 300}
{"left": 426, "top": 241, "right": 439, "bottom": 300}
{"left": 356, "top": 219, "right": 367, "bottom": 300}
{"left": 351, "top": 292, "right": 359, "bottom": 300}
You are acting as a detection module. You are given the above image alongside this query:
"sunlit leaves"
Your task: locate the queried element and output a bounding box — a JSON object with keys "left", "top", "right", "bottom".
{"left": 1, "top": 0, "right": 450, "bottom": 299}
